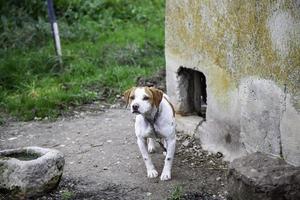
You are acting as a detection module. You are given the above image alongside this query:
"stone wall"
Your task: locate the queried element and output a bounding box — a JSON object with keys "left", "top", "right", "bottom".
{"left": 165, "top": 0, "right": 300, "bottom": 165}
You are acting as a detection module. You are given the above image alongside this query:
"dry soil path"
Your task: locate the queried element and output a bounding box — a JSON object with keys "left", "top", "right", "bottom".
{"left": 0, "top": 108, "right": 228, "bottom": 200}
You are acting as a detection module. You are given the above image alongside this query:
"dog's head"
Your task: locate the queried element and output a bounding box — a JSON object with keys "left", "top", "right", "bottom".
{"left": 123, "top": 87, "right": 163, "bottom": 115}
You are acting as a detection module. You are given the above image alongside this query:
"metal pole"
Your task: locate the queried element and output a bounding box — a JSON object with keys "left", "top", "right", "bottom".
{"left": 46, "top": 0, "right": 62, "bottom": 65}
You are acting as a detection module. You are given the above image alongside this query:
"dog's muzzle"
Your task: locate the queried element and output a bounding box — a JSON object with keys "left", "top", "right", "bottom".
{"left": 132, "top": 104, "right": 140, "bottom": 114}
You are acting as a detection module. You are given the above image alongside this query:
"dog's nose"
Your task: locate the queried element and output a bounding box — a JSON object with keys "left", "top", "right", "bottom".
{"left": 132, "top": 104, "right": 139, "bottom": 111}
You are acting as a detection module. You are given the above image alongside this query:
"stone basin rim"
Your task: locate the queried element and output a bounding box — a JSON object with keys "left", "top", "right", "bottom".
{"left": 0, "top": 146, "right": 63, "bottom": 163}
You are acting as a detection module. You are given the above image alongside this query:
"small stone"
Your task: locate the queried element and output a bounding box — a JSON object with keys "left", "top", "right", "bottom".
{"left": 110, "top": 105, "right": 117, "bottom": 109}
{"left": 107, "top": 140, "right": 112, "bottom": 143}
{"left": 103, "top": 167, "right": 108, "bottom": 170}
{"left": 34, "top": 117, "right": 42, "bottom": 121}
{"left": 146, "top": 192, "right": 152, "bottom": 196}
{"left": 216, "top": 177, "right": 221, "bottom": 181}
{"left": 182, "top": 140, "right": 191, "bottom": 147}
{"left": 209, "top": 160, "right": 215, "bottom": 165}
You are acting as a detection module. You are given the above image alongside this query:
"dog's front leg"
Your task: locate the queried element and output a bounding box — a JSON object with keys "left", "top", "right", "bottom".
{"left": 137, "top": 137, "right": 158, "bottom": 178}
{"left": 160, "top": 135, "right": 176, "bottom": 181}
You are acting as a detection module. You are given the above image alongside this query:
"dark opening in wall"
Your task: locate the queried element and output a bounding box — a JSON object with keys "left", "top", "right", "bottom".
{"left": 177, "top": 67, "right": 207, "bottom": 118}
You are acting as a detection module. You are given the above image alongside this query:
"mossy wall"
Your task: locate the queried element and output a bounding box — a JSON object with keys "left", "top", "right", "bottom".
{"left": 165, "top": 0, "right": 300, "bottom": 165}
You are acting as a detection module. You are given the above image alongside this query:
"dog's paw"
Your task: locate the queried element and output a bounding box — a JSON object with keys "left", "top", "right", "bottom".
{"left": 160, "top": 170, "right": 171, "bottom": 181}
{"left": 163, "top": 151, "right": 167, "bottom": 156}
{"left": 148, "top": 145, "right": 155, "bottom": 153}
{"left": 147, "top": 169, "right": 158, "bottom": 178}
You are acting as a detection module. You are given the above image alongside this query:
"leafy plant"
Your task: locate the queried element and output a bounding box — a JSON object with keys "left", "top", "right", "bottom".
{"left": 168, "top": 185, "right": 183, "bottom": 200}
{"left": 61, "top": 189, "right": 74, "bottom": 200}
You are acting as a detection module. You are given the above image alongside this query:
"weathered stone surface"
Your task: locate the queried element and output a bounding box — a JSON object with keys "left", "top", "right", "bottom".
{"left": 227, "top": 152, "right": 300, "bottom": 200}
{"left": 176, "top": 115, "right": 203, "bottom": 139}
{"left": 165, "top": 0, "right": 300, "bottom": 166}
{"left": 239, "top": 78, "right": 283, "bottom": 156}
{"left": 0, "top": 146, "right": 64, "bottom": 199}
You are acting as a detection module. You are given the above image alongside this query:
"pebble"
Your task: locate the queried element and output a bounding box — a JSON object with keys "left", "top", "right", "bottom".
{"left": 182, "top": 139, "right": 191, "bottom": 147}
{"left": 105, "top": 118, "right": 112, "bottom": 121}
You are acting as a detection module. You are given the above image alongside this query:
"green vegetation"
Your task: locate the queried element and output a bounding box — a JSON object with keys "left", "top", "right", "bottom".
{"left": 0, "top": 0, "right": 165, "bottom": 120}
{"left": 60, "top": 189, "right": 74, "bottom": 200}
{"left": 168, "top": 185, "right": 183, "bottom": 200}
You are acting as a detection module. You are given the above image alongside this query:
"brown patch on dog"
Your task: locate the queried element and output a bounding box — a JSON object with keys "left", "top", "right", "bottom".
{"left": 123, "top": 87, "right": 136, "bottom": 107}
{"left": 144, "top": 87, "right": 163, "bottom": 108}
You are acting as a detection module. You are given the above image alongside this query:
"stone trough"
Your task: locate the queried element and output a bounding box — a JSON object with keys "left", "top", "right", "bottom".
{"left": 0, "top": 146, "right": 64, "bottom": 199}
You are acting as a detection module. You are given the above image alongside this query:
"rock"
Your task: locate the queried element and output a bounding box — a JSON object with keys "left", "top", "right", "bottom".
{"left": 0, "top": 146, "right": 65, "bottom": 199}
{"left": 182, "top": 139, "right": 191, "bottom": 147}
{"left": 227, "top": 152, "right": 300, "bottom": 200}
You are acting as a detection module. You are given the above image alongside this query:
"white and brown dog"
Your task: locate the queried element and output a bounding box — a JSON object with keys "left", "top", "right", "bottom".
{"left": 124, "top": 86, "right": 176, "bottom": 181}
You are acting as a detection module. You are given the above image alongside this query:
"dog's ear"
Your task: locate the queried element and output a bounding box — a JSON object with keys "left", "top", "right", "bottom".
{"left": 123, "top": 87, "right": 135, "bottom": 108}
{"left": 149, "top": 87, "right": 163, "bottom": 108}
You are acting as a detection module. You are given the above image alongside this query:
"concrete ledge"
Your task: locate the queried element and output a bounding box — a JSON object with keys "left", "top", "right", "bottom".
{"left": 176, "top": 115, "right": 204, "bottom": 139}
{"left": 227, "top": 152, "right": 300, "bottom": 200}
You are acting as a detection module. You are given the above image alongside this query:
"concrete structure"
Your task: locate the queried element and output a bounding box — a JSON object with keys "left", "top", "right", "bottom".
{"left": 165, "top": 0, "right": 300, "bottom": 165}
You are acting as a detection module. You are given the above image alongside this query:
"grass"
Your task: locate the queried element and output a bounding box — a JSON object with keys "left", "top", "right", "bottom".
{"left": 0, "top": 0, "right": 165, "bottom": 121}
{"left": 168, "top": 185, "right": 183, "bottom": 200}
{"left": 60, "top": 189, "right": 74, "bottom": 200}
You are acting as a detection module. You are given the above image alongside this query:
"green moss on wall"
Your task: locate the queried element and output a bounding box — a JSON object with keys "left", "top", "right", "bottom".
{"left": 166, "top": 0, "right": 300, "bottom": 100}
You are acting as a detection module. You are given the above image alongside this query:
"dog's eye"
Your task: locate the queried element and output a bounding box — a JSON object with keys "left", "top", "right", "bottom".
{"left": 143, "top": 96, "right": 149, "bottom": 101}
{"left": 130, "top": 95, "right": 135, "bottom": 100}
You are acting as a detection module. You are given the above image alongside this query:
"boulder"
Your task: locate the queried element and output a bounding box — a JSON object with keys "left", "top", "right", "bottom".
{"left": 0, "top": 146, "right": 64, "bottom": 199}
{"left": 227, "top": 152, "right": 300, "bottom": 200}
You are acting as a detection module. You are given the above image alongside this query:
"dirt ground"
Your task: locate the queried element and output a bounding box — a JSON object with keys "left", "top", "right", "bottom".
{"left": 0, "top": 106, "right": 228, "bottom": 200}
